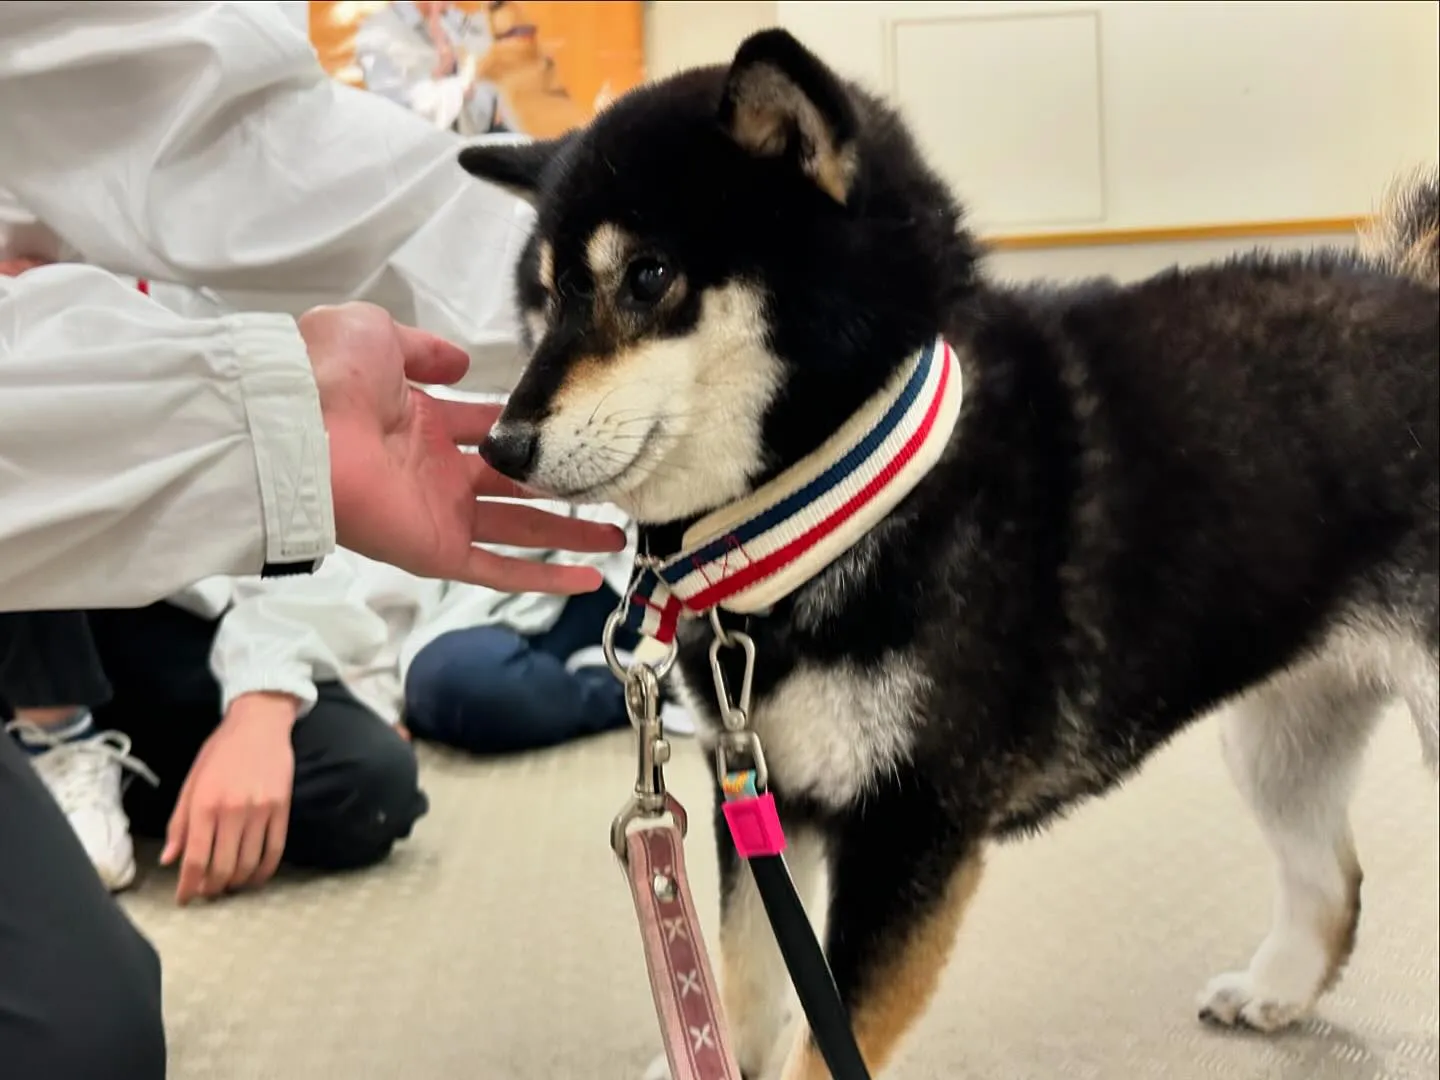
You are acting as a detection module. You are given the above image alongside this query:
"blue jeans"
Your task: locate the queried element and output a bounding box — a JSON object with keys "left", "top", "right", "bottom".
{"left": 403, "top": 585, "right": 634, "bottom": 754}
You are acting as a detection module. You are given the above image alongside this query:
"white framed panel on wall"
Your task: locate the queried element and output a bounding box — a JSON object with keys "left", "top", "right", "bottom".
{"left": 887, "top": 9, "right": 1106, "bottom": 231}
{"left": 775, "top": 0, "right": 1439, "bottom": 236}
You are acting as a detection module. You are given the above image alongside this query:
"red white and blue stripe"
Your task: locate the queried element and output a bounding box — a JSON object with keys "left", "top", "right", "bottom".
{"left": 620, "top": 336, "right": 964, "bottom": 644}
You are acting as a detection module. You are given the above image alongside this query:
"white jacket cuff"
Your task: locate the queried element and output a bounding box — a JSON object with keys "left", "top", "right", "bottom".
{"left": 219, "top": 666, "right": 319, "bottom": 719}
{"left": 0, "top": 265, "right": 336, "bottom": 611}
{"left": 207, "top": 551, "right": 391, "bottom": 722}
{"left": 229, "top": 314, "right": 334, "bottom": 567}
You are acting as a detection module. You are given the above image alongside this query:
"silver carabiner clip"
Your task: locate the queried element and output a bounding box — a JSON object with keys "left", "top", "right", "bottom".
{"left": 602, "top": 610, "right": 677, "bottom": 682}
{"left": 610, "top": 791, "right": 689, "bottom": 864}
{"left": 611, "top": 662, "right": 687, "bottom": 863}
{"left": 625, "top": 664, "right": 668, "bottom": 806}
{"left": 707, "top": 618, "right": 756, "bottom": 733}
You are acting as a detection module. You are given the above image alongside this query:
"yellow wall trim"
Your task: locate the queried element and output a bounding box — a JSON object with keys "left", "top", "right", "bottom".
{"left": 984, "top": 216, "right": 1369, "bottom": 252}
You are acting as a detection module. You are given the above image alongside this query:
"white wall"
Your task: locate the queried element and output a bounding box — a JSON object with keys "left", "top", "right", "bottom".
{"left": 648, "top": 2, "right": 1429, "bottom": 281}
{"left": 984, "top": 230, "right": 1355, "bottom": 285}
{"left": 775, "top": 1, "right": 1438, "bottom": 236}
{"left": 646, "top": 2, "right": 778, "bottom": 80}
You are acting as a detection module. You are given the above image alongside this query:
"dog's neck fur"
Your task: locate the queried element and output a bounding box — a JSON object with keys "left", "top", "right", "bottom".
{"left": 637, "top": 519, "right": 689, "bottom": 562}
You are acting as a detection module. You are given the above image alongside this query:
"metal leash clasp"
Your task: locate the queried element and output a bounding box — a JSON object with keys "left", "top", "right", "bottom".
{"left": 606, "top": 612, "right": 686, "bottom": 863}
{"left": 707, "top": 609, "right": 767, "bottom": 793}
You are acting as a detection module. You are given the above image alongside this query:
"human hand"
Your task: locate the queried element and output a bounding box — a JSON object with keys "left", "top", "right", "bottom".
{"left": 161, "top": 692, "right": 298, "bottom": 905}
{"left": 0, "top": 255, "right": 53, "bottom": 276}
{"left": 300, "top": 303, "right": 625, "bottom": 594}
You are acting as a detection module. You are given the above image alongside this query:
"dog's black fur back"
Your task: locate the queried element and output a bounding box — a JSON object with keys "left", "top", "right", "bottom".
{"left": 949, "top": 250, "right": 1436, "bottom": 830}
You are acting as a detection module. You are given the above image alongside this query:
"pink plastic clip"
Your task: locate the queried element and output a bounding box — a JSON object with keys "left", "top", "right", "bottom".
{"left": 722, "top": 792, "right": 787, "bottom": 858}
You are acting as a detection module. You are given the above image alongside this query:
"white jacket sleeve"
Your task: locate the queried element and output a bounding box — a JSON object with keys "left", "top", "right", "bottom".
{"left": 0, "top": 1, "right": 533, "bottom": 394}
{"left": 208, "top": 552, "right": 390, "bottom": 718}
{"left": 0, "top": 265, "right": 333, "bottom": 612}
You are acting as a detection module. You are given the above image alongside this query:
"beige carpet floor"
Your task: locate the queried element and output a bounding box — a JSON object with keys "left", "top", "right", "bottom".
{"left": 122, "top": 704, "right": 1439, "bottom": 1080}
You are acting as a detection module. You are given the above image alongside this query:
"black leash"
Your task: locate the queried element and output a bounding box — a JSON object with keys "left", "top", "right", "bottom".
{"left": 695, "top": 608, "right": 873, "bottom": 1080}
{"left": 746, "top": 853, "right": 872, "bottom": 1080}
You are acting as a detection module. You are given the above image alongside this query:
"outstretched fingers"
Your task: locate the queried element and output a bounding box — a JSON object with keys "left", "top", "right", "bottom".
{"left": 470, "top": 499, "right": 626, "bottom": 554}
{"left": 456, "top": 547, "right": 609, "bottom": 595}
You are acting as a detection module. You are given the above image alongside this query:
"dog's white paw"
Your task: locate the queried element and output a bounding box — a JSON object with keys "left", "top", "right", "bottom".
{"left": 1197, "top": 970, "right": 1312, "bottom": 1032}
{"left": 641, "top": 1051, "right": 672, "bottom": 1080}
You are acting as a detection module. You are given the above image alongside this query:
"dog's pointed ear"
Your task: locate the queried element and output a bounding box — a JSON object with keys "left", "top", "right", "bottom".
{"left": 458, "top": 136, "right": 569, "bottom": 203}
{"left": 718, "top": 29, "right": 860, "bottom": 205}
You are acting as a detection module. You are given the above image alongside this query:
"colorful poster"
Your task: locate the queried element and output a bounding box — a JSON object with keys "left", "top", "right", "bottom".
{"left": 308, "top": 1, "right": 645, "bottom": 140}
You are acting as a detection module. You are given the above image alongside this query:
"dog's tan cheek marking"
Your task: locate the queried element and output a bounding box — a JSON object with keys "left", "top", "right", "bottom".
{"left": 550, "top": 356, "right": 611, "bottom": 409}
{"left": 777, "top": 855, "right": 986, "bottom": 1080}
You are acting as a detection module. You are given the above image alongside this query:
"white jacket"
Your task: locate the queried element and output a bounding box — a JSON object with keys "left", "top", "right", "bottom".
{"left": 0, "top": 2, "right": 639, "bottom": 718}
{"left": 0, "top": 1, "right": 534, "bottom": 613}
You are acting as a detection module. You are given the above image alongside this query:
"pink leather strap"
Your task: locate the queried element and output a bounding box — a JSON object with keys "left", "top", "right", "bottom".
{"left": 624, "top": 824, "right": 743, "bottom": 1080}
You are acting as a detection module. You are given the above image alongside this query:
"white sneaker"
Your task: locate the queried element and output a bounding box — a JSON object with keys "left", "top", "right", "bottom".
{"left": 6, "top": 719, "right": 159, "bottom": 892}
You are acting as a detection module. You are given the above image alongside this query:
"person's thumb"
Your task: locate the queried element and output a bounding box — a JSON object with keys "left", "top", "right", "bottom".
{"left": 396, "top": 324, "right": 472, "bottom": 387}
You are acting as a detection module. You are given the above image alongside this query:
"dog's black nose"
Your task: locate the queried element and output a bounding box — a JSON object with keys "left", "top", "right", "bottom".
{"left": 480, "top": 422, "right": 538, "bottom": 480}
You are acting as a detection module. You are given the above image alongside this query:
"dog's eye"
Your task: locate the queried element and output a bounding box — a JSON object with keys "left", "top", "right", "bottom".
{"left": 620, "top": 256, "right": 673, "bottom": 310}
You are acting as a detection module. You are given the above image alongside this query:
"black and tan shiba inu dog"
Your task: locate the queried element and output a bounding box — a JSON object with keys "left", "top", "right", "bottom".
{"left": 459, "top": 28, "right": 1439, "bottom": 1080}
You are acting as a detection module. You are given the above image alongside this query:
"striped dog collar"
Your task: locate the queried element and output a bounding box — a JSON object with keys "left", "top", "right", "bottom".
{"left": 620, "top": 336, "right": 964, "bottom": 645}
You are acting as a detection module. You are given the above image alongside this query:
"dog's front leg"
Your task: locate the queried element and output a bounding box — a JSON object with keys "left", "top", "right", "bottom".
{"left": 718, "top": 792, "right": 826, "bottom": 1080}
{"left": 778, "top": 788, "right": 984, "bottom": 1080}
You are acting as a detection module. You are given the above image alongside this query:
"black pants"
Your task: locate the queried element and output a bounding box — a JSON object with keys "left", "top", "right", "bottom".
{"left": 0, "top": 606, "right": 429, "bottom": 1079}
{"left": 83, "top": 603, "right": 429, "bottom": 868}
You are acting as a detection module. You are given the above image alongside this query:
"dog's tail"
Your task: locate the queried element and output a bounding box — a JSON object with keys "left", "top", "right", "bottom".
{"left": 1360, "top": 165, "right": 1440, "bottom": 288}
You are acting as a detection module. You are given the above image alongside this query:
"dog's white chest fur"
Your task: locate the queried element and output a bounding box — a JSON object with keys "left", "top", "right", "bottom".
{"left": 691, "top": 657, "right": 927, "bottom": 810}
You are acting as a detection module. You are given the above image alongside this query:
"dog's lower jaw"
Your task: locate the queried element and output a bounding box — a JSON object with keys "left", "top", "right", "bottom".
{"left": 606, "top": 452, "right": 756, "bottom": 526}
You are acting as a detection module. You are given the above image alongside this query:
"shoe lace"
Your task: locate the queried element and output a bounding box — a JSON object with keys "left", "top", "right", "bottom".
{"left": 4, "top": 721, "right": 160, "bottom": 812}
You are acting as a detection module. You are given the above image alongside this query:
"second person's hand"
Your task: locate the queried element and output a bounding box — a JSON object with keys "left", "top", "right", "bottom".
{"left": 161, "top": 692, "right": 297, "bottom": 905}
